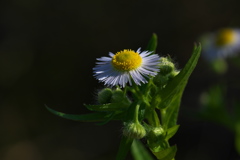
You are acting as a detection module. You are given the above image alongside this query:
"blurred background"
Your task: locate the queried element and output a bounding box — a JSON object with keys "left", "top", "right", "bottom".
{"left": 0, "top": 0, "right": 240, "bottom": 159}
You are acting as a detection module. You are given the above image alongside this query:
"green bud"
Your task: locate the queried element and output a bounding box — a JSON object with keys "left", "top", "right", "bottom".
{"left": 123, "top": 122, "right": 146, "bottom": 139}
{"left": 147, "top": 127, "right": 165, "bottom": 142}
{"left": 158, "top": 57, "right": 175, "bottom": 75}
{"left": 154, "top": 74, "right": 169, "bottom": 86}
{"left": 153, "top": 57, "right": 179, "bottom": 86}
{"left": 150, "top": 127, "right": 164, "bottom": 137}
{"left": 97, "top": 88, "right": 113, "bottom": 104}
{"left": 111, "top": 88, "right": 124, "bottom": 103}
{"left": 147, "top": 127, "right": 166, "bottom": 152}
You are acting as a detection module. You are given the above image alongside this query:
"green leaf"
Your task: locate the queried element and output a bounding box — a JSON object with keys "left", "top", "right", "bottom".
{"left": 85, "top": 103, "right": 128, "bottom": 112}
{"left": 162, "top": 95, "right": 181, "bottom": 129}
{"left": 139, "top": 33, "right": 158, "bottom": 91}
{"left": 146, "top": 33, "right": 158, "bottom": 53}
{"left": 152, "top": 145, "right": 177, "bottom": 160}
{"left": 166, "top": 125, "right": 180, "bottom": 140}
{"left": 131, "top": 140, "right": 155, "bottom": 160}
{"left": 116, "top": 136, "right": 134, "bottom": 160}
{"left": 159, "top": 44, "right": 201, "bottom": 109}
{"left": 46, "top": 105, "right": 110, "bottom": 122}
{"left": 158, "top": 44, "right": 201, "bottom": 128}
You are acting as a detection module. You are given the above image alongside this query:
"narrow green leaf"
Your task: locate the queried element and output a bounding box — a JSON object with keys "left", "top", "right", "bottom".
{"left": 152, "top": 145, "right": 177, "bottom": 160}
{"left": 163, "top": 95, "right": 181, "bottom": 129}
{"left": 159, "top": 44, "right": 201, "bottom": 109}
{"left": 85, "top": 103, "right": 128, "bottom": 112}
{"left": 96, "top": 112, "right": 115, "bottom": 125}
{"left": 46, "top": 105, "right": 110, "bottom": 122}
{"left": 158, "top": 44, "right": 201, "bottom": 128}
{"left": 146, "top": 33, "right": 158, "bottom": 53}
{"left": 116, "top": 136, "right": 134, "bottom": 160}
{"left": 131, "top": 140, "right": 155, "bottom": 160}
{"left": 166, "top": 125, "right": 180, "bottom": 140}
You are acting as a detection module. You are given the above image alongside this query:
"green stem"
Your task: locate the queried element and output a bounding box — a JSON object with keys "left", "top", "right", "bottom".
{"left": 160, "top": 108, "right": 167, "bottom": 129}
{"left": 145, "top": 108, "right": 160, "bottom": 127}
{"left": 131, "top": 83, "right": 151, "bottom": 107}
{"left": 133, "top": 103, "right": 141, "bottom": 123}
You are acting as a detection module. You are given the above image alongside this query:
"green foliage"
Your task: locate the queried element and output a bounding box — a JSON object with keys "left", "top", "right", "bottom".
{"left": 85, "top": 103, "right": 128, "bottom": 112}
{"left": 156, "top": 44, "right": 201, "bottom": 129}
{"left": 46, "top": 34, "right": 201, "bottom": 160}
{"left": 145, "top": 33, "right": 158, "bottom": 53}
{"left": 46, "top": 105, "right": 111, "bottom": 122}
{"left": 165, "top": 125, "right": 180, "bottom": 141}
{"left": 156, "top": 44, "right": 201, "bottom": 109}
{"left": 152, "top": 145, "right": 177, "bottom": 160}
{"left": 131, "top": 140, "right": 155, "bottom": 160}
{"left": 116, "top": 136, "right": 134, "bottom": 160}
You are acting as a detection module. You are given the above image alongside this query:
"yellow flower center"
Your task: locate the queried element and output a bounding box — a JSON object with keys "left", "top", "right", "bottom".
{"left": 111, "top": 49, "right": 142, "bottom": 71}
{"left": 215, "top": 29, "right": 236, "bottom": 46}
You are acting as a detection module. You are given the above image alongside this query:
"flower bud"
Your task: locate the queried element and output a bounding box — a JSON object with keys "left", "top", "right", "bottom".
{"left": 150, "top": 127, "right": 164, "bottom": 137}
{"left": 158, "top": 57, "right": 175, "bottom": 76}
{"left": 97, "top": 88, "right": 113, "bottom": 104}
{"left": 111, "top": 88, "right": 124, "bottom": 103}
{"left": 147, "top": 127, "right": 165, "bottom": 152}
{"left": 155, "top": 75, "right": 169, "bottom": 86}
{"left": 123, "top": 122, "right": 146, "bottom": 139}
{"left": 153, "top": 57, "right": 179, "bottom": 86}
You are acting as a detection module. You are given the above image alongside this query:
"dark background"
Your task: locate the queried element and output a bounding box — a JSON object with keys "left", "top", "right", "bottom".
{"left": 0, "top": 0, "right": 240, "bottom": 159}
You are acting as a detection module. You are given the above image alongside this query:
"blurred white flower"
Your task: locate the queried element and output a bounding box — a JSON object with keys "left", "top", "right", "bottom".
{"left": 201, "top": 28, "right": 240, "bottom": 61}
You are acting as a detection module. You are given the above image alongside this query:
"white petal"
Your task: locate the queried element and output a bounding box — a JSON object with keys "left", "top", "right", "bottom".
{"left": 93, "top": 48, "right": 161, "bottom": 87}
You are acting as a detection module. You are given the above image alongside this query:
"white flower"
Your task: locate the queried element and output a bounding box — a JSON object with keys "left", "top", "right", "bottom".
{"left": 93, "top": 48, "right": 160, "bottom": 87}
{"left": 201, "top": 28, "right": 240, "bottom": 61}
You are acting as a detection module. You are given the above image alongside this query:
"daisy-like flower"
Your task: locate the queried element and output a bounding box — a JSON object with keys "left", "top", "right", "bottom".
{"left": 201, "top": 28, "right": 240, "bottom": 61}
{"left": 93, "top": 48, "right": 160, "bottom": 87}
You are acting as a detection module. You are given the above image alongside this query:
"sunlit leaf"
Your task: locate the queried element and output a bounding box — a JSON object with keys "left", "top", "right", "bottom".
{"left": 159, "top": 44, "right": 201, "bottom": 109}
{"left": 152, "top": 145, "right": 177, "bottom": 160}
{"left": 158, "top": 44, "right": 201, "bottom": 128}
{"left": 166, "top": 125, "right": 180, "bottom": 140}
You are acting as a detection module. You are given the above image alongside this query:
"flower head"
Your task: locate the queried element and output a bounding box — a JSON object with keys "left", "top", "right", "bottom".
{"left": 201, "top": 28, "right": 240, "bottom": 61}
{"left": 93, "top": 48, "right": 160, "bottom": 87}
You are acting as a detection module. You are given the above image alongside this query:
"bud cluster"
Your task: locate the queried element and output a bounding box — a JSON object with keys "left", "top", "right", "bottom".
{"left": 97, "top": 88, "right": 130, "bottom": 106}
{"left": 153, "top": 57, "right": 179, "bottom": 86}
